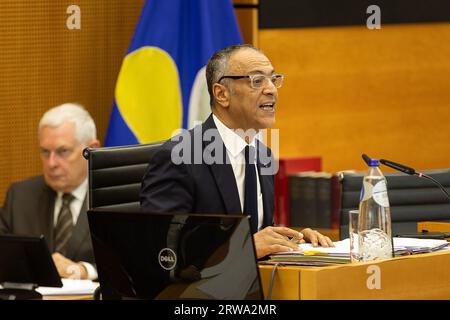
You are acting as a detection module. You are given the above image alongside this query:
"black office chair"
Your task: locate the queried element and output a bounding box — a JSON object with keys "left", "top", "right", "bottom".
{"left": 82, "top": 142, "right": 163, "bottom": 211}
{"left": 339, "top": 169, "right": 450, "bottom": 239}
{"left": 83, "top": 142, "right": 163, "bottom": 300}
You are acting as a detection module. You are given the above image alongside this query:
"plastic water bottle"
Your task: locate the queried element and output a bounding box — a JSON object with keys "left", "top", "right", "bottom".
{"left": 358, "top": 159, "right": 393, "bottom": 261}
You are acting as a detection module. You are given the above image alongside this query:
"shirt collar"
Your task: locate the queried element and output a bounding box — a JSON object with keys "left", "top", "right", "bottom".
{"left": 57, "top": 178, "right": 87, "bottom": 201}
{"left": 212, "top": 114, "right": 257, "bottom": 158}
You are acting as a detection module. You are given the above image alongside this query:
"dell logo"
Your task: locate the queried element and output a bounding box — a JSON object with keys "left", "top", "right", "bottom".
{"left": 158, "top": 248, "right": 177, "bottom": 270}
{"left": 160, "top": 255, "right": 174, "bottom": 262}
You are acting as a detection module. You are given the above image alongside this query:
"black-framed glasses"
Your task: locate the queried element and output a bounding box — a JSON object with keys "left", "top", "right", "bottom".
{"left": 218, "top": 73, "right": 284, "bottom": 89}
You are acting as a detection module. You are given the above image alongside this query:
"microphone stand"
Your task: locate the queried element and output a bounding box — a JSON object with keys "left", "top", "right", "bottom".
{"left": 362, "top": 154, "right": 450, "bottom": 201}
{"left": 413, "top": 172, "right": 450, "bottom": 200}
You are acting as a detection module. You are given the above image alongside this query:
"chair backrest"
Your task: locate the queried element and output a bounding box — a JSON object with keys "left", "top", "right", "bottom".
{"left": 339, "top": 169, "right": 450, "bottom": 239}
{"left": 83, "top": 142, "right": 163, "bottom": 211}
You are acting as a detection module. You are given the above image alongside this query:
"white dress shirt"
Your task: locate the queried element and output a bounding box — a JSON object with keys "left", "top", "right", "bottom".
{"left": 53, "top": 178, "right": 97, "bottom": 280}
{"left": 212, "top": 114, "right": 264, "bottom": 231}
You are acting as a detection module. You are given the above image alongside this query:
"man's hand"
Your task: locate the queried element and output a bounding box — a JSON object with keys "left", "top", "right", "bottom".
{"left": 253, "top": 226, "right": 304, "bottom": 259}
{"left": 52, "top": 252, "right": 88, "bottom": 279}
{"left": 300, "top": 228, "right": 334, "bottom": 248}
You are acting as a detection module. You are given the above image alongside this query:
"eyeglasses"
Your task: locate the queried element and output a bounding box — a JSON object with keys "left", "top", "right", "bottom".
{"left": 218, "top": 73, "right": 284, "bottom": 89}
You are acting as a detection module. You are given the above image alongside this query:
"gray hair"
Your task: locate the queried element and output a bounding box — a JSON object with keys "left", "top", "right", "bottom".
{"left": 38, "top": 103, "right": 97, "bottom": 145}
{"left": 206, "top": 44, "right": 262, "bottom": 107}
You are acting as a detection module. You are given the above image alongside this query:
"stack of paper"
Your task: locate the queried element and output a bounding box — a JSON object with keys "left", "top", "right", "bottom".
{"left": 36, "top": 279, "right": 99, "bottom": 296}
{"left": 268, "top": 241, "right": 351, "bottom": 266}
{"left": 393, "top": 237, "right": 449, "bottom": 255}
{"left": 266, "top": 237, "right": 449, "bottom": 266}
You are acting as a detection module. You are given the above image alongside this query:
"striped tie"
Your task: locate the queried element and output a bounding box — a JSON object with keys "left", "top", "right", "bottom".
{"left": 54, "top": 193, "right": 75, "bottom": 255}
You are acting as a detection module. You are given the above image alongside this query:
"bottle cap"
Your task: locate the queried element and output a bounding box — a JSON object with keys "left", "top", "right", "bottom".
{"left": 369, "top": 159, "right": 380, "bottom": 167}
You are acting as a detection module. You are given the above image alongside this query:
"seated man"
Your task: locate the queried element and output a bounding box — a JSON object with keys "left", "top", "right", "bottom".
{"left": 0, "top": 103, "right": 100, "bottom": 279}
{"left": 140, "top": 44, "right": 333, "bottom": 259}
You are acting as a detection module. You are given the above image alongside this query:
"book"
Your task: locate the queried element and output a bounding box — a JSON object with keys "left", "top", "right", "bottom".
{"left": 288, "top": 171, "right": 340, "bottom": 229}
{"left": 315, "top": 172, "right": 333, "bottom": 228}
{"left": 289, "top": 172, "right": 318, "bottom": 227}
{"left": 274, "top": 157, "right": 321, "bottom": 226}
{"left": 330, "top": 174, "right": 342, "bottom": 229}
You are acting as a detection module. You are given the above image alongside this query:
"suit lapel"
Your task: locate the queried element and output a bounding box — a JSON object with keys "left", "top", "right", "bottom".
{"left": 39, "top": 184, "right": 56, "bottom": 251}
{"left": 210, "top": 161, "right": 242, "bottom": 214}
{"left": 203, "top": 115, "right": 242, "bottom": 214}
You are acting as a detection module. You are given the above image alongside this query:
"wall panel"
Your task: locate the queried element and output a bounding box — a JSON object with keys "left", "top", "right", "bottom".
{"left": 0, "top": 0, "right": 258, "bottom": 204}
{"left": 259, "top": 23, "right": 450, "bottom": 172}
{"left": 0, "top": 1, "right": 145, "bottom": 203}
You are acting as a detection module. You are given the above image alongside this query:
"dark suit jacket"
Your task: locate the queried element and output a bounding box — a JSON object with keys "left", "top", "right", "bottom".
{"left": 0, "top": 175, "right": 95, "bottom": 264}
{"left": 140, "top": 114, "right": 275, "bottom": 229}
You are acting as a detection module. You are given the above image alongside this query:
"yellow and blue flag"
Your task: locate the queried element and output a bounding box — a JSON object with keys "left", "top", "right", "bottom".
{"left": 105, "top": 0, "right": 243, "bottom": 146}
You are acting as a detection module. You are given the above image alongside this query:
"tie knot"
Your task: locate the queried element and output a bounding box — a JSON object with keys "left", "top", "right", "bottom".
{"left": 244, "top": 145, "right": 256, "bottom": 165}
{"left": 62, "top": 193, "right": 74, "bottom": 206}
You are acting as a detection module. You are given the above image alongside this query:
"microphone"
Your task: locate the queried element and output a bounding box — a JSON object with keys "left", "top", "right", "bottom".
{"left": 379, "top": 159, "right": 416, "bottom": 175}
{"left": 362, "top": 153, "right": 371, "bottom": 166}
{"left": 379, "top": 158, "right": 450, "bottom": 200}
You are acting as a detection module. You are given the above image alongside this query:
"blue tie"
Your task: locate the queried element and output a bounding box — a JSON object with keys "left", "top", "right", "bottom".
{"left": 244, "top": 145, "right": 258, "bottom": 234}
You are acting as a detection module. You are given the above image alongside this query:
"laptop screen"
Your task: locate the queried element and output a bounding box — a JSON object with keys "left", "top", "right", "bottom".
{"left": 0, "top": 235, "right": 62, "bottom": 288}
{"left": 88, "top": 210, "right": 263, "bottom": 300}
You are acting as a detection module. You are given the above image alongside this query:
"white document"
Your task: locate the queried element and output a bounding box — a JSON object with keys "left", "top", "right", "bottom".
{"left": 36, "top": 279, "right": 99, "bottom": 296}
{"left": 275, "top": 237, "right": 449, "bottom": 255}
{"left": 393, "top": 237, "right": 449, "bottom": 250}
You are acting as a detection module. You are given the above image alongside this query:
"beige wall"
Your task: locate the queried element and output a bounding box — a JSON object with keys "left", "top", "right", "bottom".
{"left": 259, "top": 23, "right": 450, "bottom": 173}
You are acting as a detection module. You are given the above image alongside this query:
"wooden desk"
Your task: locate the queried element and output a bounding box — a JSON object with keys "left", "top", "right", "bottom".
{"left": 418, "top": 221, "right": 450, "bottom": 240}
{"left": 259, "top": 249, "right": 450, "bottom": 300}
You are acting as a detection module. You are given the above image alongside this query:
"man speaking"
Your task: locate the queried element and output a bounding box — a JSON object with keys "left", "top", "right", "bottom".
{"left": 140, "top": 45, "right": 333, "bottom": 259}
